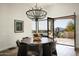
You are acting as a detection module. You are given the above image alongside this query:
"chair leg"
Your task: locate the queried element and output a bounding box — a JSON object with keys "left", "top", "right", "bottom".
{"left": 17, "top": 48, "right": 21, "bottom": 56}
{"left": 52, "top": 50, "right": 57, "bottom": 56}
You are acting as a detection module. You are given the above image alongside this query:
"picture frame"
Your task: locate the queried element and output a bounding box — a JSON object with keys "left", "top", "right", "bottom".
{"left": 14, "top": 20, "right": 24, "bottom": 33}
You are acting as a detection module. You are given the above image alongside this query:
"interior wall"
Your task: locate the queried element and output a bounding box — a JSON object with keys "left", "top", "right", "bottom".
{"left": 47, "top": 3, "right": 79, "bottom": 48}
{"left": 0, "top": 4, "right": 32, "bottom": 51}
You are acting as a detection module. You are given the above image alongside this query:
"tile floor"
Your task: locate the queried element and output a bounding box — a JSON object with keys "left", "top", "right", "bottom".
{"left": 55, "top": 38, "right": 74, "bottom": 46}
{"left": 56, "top": 44, "right": 76, "bottom": 56}
{"left": 0, "top": 44, "right": 78, "bottom": 56}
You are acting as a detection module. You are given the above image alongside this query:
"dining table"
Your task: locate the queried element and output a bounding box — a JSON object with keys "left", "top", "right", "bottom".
{"left": 21, "top": 37, "right": 54, "bottom": 45}
{"left": 19, "top": 37, "right": 57, "bottom": 56}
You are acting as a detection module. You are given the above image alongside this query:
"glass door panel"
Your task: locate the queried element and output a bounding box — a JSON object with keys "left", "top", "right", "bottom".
{"left": 47, "top": 17, "right": 54, "bottom": 41}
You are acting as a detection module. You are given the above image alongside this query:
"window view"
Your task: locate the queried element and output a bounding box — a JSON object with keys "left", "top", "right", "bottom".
{"left": 32, "top": 20, "right": 47, "bottom": 36}
{"left": 54, "top": 19, "right": 74, "bottom": 46}
{"left": 32, "top": 21, "right": 36, "bottom": 31}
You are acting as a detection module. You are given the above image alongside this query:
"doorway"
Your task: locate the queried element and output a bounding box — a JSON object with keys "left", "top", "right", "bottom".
{"left": 47, "top": 14, "right": 76, "bottom": 50}
{"left": 54, "top": 16, "right": 75, "bottom": 47}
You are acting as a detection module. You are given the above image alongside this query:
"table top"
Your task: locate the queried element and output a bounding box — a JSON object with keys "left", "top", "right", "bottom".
{"left": 21, "top": 37, "right": 54, "bottom": 44}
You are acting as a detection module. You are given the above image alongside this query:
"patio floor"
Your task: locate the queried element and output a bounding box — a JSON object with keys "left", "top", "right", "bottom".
{"left": 54, "top": 38, "right": 74, "bottom": 46}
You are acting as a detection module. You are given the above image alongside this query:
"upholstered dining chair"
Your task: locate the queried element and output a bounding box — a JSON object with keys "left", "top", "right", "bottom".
{"left": 22, "top": 37, "right": 30, "bottom": 39}
{"left": 27, "top": 44, "right": 43, "bottom": 56}
{"left": 16, "top": 40, "right": 21, "bottom": 56}
{"left": 50, "top": 41, "right": 57, "bottom": 56}
{"left": 16, "top": 40, "right": 28, "bottom": 56}
{"left": 42, "top": 41, "right": 57, "bottom": 56}
{"left": 16, "top": 40, "right": 20, "bottom": 47}
{"left": 42, "top": 43, "right": 52, "bottom": 56}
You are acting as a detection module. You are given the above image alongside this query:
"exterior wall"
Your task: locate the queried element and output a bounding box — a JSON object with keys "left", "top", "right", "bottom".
{"left": 63, "top": 32, "right": 74, "bottom": 39}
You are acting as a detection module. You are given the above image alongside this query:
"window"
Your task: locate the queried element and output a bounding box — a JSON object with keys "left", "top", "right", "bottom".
{"left": 32, "top": 20, "right": 47, "bottom": 31}
{"left": 39, "top": 20, "right": 47, "bottom": 30}
{"left": 32, "top": 20, "right": 47, "bottom": 36}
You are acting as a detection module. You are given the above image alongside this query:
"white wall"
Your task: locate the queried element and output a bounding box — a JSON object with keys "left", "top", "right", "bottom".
{"left": 47, "top": 3, "right": 79, "bottom": 48}
{"left": 0, "top": 4, "right": 32, "bottom": 51}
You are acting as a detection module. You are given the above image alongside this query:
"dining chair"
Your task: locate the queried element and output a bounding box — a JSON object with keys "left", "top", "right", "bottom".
{"left": 16, "top": 40, "right": 28, "bottom": 56}
{"left": 16, "top": 40, "right": 20, "bottom": 47}
{"left": 16, "top": 40, "right": 21, "bottom": 56}
{"left": 27, "top": 44, "right": 43, "bottom": 56}
{"left": 50, "top": 41, "right": 57, "bottom": 56}
{"left": 42, "top": 41, "right": 57, "bottom": 56}
{"left": 42, "top": 42, "right": 52, "bottom": 56}
{"left": 22, "top": 37, "right": 29, "bottom": 39}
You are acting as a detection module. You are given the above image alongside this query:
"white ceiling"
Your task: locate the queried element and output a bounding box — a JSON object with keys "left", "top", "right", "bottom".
{"left": 29, "top": 3, "right": 53, "bottom": 10}
{"left": 3, "top": 3, "right": 53, "bottom": 13}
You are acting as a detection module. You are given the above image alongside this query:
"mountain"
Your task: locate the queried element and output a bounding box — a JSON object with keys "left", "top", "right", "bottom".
{"left": 54, "top": 27, "right": 65, "bottom": 32}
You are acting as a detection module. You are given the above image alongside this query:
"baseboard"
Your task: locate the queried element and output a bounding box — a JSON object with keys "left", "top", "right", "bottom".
{"left": 0, "top": 46, "right": 17, "bottom": 53}
{"left": 8, "top": 47, "right": 16, "bottom": 50}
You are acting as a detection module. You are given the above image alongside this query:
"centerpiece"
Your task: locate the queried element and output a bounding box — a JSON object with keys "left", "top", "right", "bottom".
{"left": 33, "top": 33, "right": 41, "bottom": 42}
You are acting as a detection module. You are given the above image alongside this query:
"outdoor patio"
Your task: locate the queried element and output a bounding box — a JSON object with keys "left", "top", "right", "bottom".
{"left": 55, "top": 38, "right": 74, "bottom": 46}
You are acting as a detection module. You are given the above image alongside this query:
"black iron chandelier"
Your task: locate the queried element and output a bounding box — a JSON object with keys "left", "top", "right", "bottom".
{"left": 26, "top": 4, "right": 47, "bottom": 33}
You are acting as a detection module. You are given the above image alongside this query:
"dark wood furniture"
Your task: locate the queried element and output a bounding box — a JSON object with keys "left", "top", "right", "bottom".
{"left": 21, "top": 37, "right": 54, "bottom": 44}
{"left": 16, "top": 37, "right": 57, "bottom": 56}
{"left": 42, "top": 41, "right": 57, "bottom": 56}
{"left": 16, "top": 40, "right": 28, "bottom": 56}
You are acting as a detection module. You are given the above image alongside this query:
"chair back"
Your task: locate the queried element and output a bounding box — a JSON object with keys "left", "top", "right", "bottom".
{"left": 50, "top": 41, "right": 56, "bottom": 51}
{"left": 16, "top": 42, "right": 28, "bottom": 56}
{"left": 49, "top": 41, "right": 57, "bottom": 55}
{"left": 22, "top": 37, "right": 29, "bottom": 39}
{"left": 27, "top": 44, "right": 43, "bottom": 56}
{"left": 16, "top": 40, "right": 20, "bottom": 47}
{"left": 43, "top": 42, "right": 52, "bottom": 56}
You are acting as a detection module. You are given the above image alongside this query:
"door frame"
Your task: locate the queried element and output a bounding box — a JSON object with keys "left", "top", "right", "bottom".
{"left": 47, "top": 13, "right": 76, "bottom": 50}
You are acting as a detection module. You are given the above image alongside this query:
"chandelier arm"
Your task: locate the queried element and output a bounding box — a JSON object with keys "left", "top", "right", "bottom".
{"left": 27, "top": 14, "right": 34, "bottom": 18}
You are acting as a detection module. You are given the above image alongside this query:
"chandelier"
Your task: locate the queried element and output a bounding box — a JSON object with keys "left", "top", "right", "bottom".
{"left": 26, "top": 4, "right": 47, "bottom": 33}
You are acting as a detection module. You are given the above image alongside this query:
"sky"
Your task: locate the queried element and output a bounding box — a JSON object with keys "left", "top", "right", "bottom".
{"left": 32, "top": 19, "right": 74, "bottom": 30}
{"left": 54, "top": 19, "right": 74, "bottom": 28}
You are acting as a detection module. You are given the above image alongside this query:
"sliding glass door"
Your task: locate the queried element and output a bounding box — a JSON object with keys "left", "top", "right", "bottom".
{"left": 47, "top": 14, "right": 76, "bottom": 50}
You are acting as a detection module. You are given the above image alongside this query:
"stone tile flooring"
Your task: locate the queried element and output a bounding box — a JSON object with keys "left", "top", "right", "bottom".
{"left": 0, "top": 44, "right": 78, "bottom": 56}
{"left": 55, "top": 38, "right": 74, "bottom": 46}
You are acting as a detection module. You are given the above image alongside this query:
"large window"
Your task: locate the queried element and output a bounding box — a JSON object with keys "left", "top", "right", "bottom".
{"left": 39, "top": 20, "right": 47, "bottom": 30}
{"left": 32, "top": 21, "right": 36, "bottom": 31}
{"left": 32, "top": 20, "right": 47, "bottom": 31}
{"left": 32, "top": 20, "right": 47, "bottom": 35}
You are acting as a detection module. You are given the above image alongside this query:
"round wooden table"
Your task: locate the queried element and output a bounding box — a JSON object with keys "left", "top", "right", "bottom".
{"left": 21, "top": 37, "right": 54, "bottom": 44}
{"left": 20, "top": 37, "right": 57, "bottom": 56}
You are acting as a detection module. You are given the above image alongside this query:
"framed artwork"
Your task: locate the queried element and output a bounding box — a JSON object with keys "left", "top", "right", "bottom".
{"left": 14, "top": 20, "right": 24, "bottom": 33}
